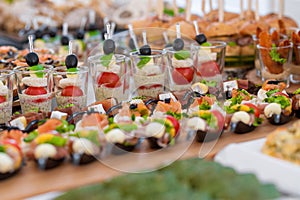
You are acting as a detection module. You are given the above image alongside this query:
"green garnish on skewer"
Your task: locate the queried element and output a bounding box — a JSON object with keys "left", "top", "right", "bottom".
{"left": 174, "top": 50, "right": 190, "bottom": 60}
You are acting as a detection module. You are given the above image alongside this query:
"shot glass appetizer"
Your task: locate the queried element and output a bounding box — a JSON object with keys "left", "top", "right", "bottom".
{"left": 130, "top": 31, "right": 167, "bottom": 98}
{"left": 14, "top": 35, "right": 54, "bottom": 114}
{"left": 54, "top": 41, "right": 88, "bottom": 111}
{"left": 257, "top": 31, "right": 293, "bottom": 87}
{"left": 0, "top": 70, "right": 14, "bottom": 124}
{"left": 89, "top": 24, "right": 130, "bottom": 102}
{"left": 166, "top": 23, "right": 196, "bottom": 92}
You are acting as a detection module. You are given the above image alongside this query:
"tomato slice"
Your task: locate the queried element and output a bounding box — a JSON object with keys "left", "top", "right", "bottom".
{"left": 24, "top": 87, "right": 47, "bottom": 95}
{"left": 97, "top": 72, "right": 121, "bottom": 88}
{"left": 139, "top": 84, "right": 162, "bottom": 89}
{"left": 166, "top": 115, "right": 180, "bottom": 136}
{"left": 61, "top": 86, "right": 83, "bottom": 97}
{"left": 172, "top": 67, "right": 194, "bottom": 85}
{"left": 197, "top": 61, "right": 220, "bottom": 77}
{"left": 0, "top": 96, "right": 6, "bottom": 103}
{"left": 211, "top": 110, "right": 225, "bottom": 131}
{"left": 243, "top": 103, "right": 260, "bottom": 118}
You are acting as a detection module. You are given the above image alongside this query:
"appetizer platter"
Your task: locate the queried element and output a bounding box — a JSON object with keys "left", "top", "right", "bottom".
{"left": 1, "top": 0, "right": 300, "bottom": 199}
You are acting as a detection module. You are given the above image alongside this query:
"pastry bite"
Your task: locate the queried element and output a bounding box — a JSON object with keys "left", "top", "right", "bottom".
{"left": 23, "top": 118, "right": 74, "bottom": 170}
{"left": 0, "top": 129, "right": 23, "bottom": 180}
{"left": 103, "top": 122, "right": 140, "bottom": 154}
{"left": 225, "top": 103, "right": 262, "bottom": 134}
{"left": 68, "top": 130, "right": 102, "bottom": 165}
{"left": 143, "top": 115, "right": 180, "bottom": 149}
{"left": 185, "top": 109, "right": 225, "bottom": 142}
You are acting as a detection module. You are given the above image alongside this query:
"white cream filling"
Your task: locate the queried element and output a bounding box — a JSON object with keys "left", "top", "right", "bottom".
{"left": 34, "top": 143, "right": 57, "bottom": 159}
{"left": 0, "top": 153, "right": 14, "bottom": 173}
{"left": 136, "top": 64, "right": 162, "bottom": 76}
{"left": 59, "top": 78, "right": 81, "bottom": 88}
{"left": 145, "top": 122, "right": 165, "bottom": 138}
{"left": 105, "top": 129, "right": 126, "bottom": 144}
{"left": 171, "top": 57, "right": 193, "bottom": 68}
{"left": 231, "top": 111, "right": 251, "bottom": 124}
{"left": 187, "top": 117, "right": 206, "bottom": 131}
{"left": 264, "top": 103, "right": 282, "bottom": 118}
{"left": 72, "top": 138, "right": 97, "bottom": 155}
{"left": 22, "top": 77, "right": 47, "bottom": 87}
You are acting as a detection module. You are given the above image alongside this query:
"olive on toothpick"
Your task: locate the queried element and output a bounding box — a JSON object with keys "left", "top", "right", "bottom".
{"left": 25, "top": 35, "right": 39, "bottom": 66}
{"left": 103, "top": 23, "right": 116, "bottom": 55}
{"left": 128, "top": 24, "right": 140, "bottom": 54}
{"left": 61, "top": 23, "right": 69, "bottom": 46}
{"left": 193, "top": 20, "right": 207, "bottom": 45}
{"left": 65, "top": 40, "right": 78, "bottom": 69}
{"left": 139, "top": 31, "right": 151, "bottom": 55}
{"left": 172, "top": 23, "right": 184, "bottom": 51}
{"left": 76, "top": 17, "right": 87, "bottom": 40}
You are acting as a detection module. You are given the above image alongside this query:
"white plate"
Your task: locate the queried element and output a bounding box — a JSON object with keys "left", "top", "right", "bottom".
{"left": 214, "top": 138, "right": 300, "bottom": 197}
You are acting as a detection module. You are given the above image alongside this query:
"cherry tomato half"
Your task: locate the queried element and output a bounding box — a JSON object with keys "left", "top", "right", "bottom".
{"left": 172, "top": 67, "right": 194, "bottom": 85}
{"left": 61, "top": 86, "right": 83, "bottom": 97}
{"left": 97, "top": 72, "right": 121, "bottom": 88}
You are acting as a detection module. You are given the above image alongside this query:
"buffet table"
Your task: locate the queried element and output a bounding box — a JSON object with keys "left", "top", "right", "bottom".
{"left": 0, "top": 116, "right": 297, "bottom": 200}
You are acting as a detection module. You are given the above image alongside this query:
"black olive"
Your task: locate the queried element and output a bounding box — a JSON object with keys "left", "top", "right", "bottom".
{"left": 164, "top": 98, "right": 171, "bottom": 103}
{"left": 129, "top": 104, "right": 138, "bottom": 109}
{"left": 195, "top": 34, "right": 207, "bottom": 45}
{"left": 65, "top": 54, "right": 78, "bottom": 69}
{"left": 61, "top": 35, "right": 69, "bottom": 46}
{"left": 173, "top": 38, "right": 184, "bottom": 51}
{"left": 267, "top": 80, "right": 280, "bottom": 85}
{"left": 89, "top": 24, "right": 97, "bottom": 31}
{"left": 49, "top": 27, "right": 57, "bottom": 38}
{"left": 35, "top": 29, "right": 44, "bottom": 39}
{"left": 129, "top": 38, "right": 135, "bottom": 50}
{"left": 76, "top": 29, "right": 85, "bottom": 40}
{"left": 139, "top": 45, "right": 151, "bottom": 55}
{"left": 25, "top": 52, "right": 39, "bottom": 66}
{"left": 103, "top": 39, "right": 116, "bottom": 55}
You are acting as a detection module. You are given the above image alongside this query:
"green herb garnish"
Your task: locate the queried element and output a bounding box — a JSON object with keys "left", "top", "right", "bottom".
{"left": 228, "top": 41, "right": 237, "bottom": 47}
{"left": 100, "top": 53, "right": 113, "bottom": 67}
{"left": 266, "top": 89, "right": 279, "bottom": 97}
{"left": 23, "top": 130, "right": 38, "bottom": 143}
{"left": 55, "top": 120, "right": 75, "bottom": 133}
{"left": 200, "top": 112, "right": 217, "bottom": 129}
{"left": 166, "top": 111, "right": 182, "bottom": 120}
{"left": 163, "top": 7, "right": 184, "bottom": 16}
{"left": 269, "top": 44, "right": 286, "bottom": 64}
{"left": 137, "top": 56, "right": 151, "bottom": 69}
{"left": 201, "top": 42, "right": 212, "bottom": 47}
{"left": 48, "top": 136, "right": 67, "bottom": 147}
{"left": 67, "top": 68, "right": 78, "bottom": 73}
{"left": 118, "top": 124, "right": 138, "bottom": 132}
{"left": 264, "top": 95, "right": 290, "bottom": 109}
{"left": 199, "top": 100, "right": 211, "bottom": 110}
{"left": 293, "top": 88, "right": 300, "bottom": 95}
{"left": 253, "top": 117, "right": 263, "bottom": 127}
{"left": 200, "top": 80, "right": 217, "bottom": 87}
{"left": 0, "top": 145, "right": 5, "bottom": 152}
{"left": 174, "top": 50, "right": 190, "bottom": 60}
{"left": 29, "top": 64, "right": 44, "bottom": 78}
